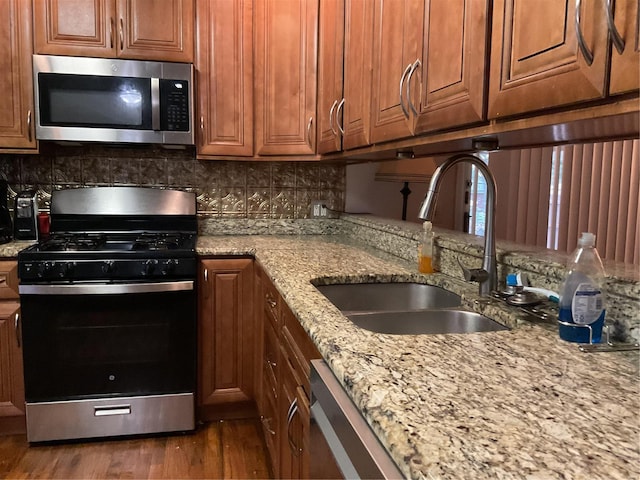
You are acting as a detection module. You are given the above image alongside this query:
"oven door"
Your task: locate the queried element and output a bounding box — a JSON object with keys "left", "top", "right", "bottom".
{"left": 19, "top": 281, "right": 196, "bottom": 403}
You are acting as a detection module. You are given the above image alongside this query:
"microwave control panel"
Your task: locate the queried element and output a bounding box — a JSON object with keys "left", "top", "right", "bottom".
{"left": 160, "top": 80, "right": 190, "bottom": 132}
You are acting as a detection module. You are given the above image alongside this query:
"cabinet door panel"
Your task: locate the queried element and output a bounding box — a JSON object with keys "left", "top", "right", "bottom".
{"left": 255, "top": 0, "right": 318, "bottom": 155}
{"left": 343, "top": 0, "right": 374, "bottom": 150}
{"left": 196, "top": 0, "right": 253, "bottom": 157}
{"left": 414, "top": 0, "right": 488, "bottom": 133}
{"left": 119, "top": 0, "right": 194, "bottom": 62}
{"left": 198, "top": 259, "right": 254, "bottom": 410}
{"left": 370, "top": 0, "right": 423, "bottom": 143}
{"left": 33, "top": 0, "right": 117, "bottom": 57}
{"left": 488, "top": 0, "right": 608, "bottom": 118}
{"left": 609, "top": 0, "right": 640, "bottom": 94}
{"left": 0, "top": 0, "right": 36, "bottom": 150}
{"left": 0, "top": 304, "right": 24, "bottom": 420}
{"left": 316, "top": 0, "right": 344, "bottom": 154}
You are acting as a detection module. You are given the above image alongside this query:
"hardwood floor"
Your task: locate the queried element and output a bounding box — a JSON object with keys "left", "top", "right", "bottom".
{"left": 0, "top": 419, "right": 271, "bottom": 479}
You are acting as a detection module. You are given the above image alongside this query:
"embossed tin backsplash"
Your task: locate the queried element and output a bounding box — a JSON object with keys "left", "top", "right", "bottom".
{"left": 0, "top": 145, "right": 345, "bottom": 218}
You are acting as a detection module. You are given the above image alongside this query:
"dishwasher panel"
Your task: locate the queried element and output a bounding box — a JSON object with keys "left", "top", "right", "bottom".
{"left": 309, "top": 359, "right": 404, "bottom": 480}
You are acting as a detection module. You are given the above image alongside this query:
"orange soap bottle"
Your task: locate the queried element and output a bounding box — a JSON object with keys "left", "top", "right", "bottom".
{"left": 418, "top": 221, "right": 435, "bottom": 274}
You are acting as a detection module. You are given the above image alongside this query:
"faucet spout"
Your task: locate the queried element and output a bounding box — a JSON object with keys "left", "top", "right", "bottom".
{"left": 418, "top": 154, "right": 497, "bottom": 296}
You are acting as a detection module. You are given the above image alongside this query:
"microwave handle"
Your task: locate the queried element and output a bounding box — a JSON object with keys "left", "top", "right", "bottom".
{"left": 151, "top": 78, "right": 160, "bottom": 131}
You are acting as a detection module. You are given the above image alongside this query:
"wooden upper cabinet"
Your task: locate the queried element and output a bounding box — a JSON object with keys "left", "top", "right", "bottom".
{"left": 370, "top": 0, "right": 423, "bottom": 143}
{"left": 316, "top": 0, "right": 345, "bottom": 155}
{"left": 195, "top": 0, "right": 253, "bottom": 157}
{"left": 342, "top": 0, "right": 374, "bottom": 150}
{"left": 488, "top": 0, "right": 609, "bottom": 119}
{"left": 316, "top": 0, "right": 373, "bottom": 154}
{"left": 414, "top": 0, "right": 488, "bottom": 134}
{"left": 254, "top": 0, "right": 319, "bottom": 156}
{"left": 0, "top": 0, "right": 36, "bottom": 151}
{"left": 609, "top": 0, "right": 640, "bottom": 95}
{"left": 33, "top": 0, "right": 194, "bottom": 62}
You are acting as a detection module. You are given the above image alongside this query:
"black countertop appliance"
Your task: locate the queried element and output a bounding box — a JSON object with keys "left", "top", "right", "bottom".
{"left": 0, "top": 180, "right": 12, "bottom": 244}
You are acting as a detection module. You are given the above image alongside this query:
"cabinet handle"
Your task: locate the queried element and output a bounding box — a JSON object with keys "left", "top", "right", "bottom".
{"left": 286, "top": 397, "right": 301, "bottom": 456}
{"left": 27, "top": 110, "right": 32, "bottom": 142}
{"left": 15, "top": 312, "right": 20, "bottom": 348}
{"left": 406, "top": 59, "right": 421, "bottom": 116}
{"left": 265, "top": 292, "right": 276, "bottom": 309}
{"left": 306, "top": 117, "right": 313, "bottom": 148}
{"left": 260, "top": 415, "right": 276, "bottom": 436}
{"left": 109, "top": 17, "right": 114, "bottom": 48}
{"left": 328, "top": 100, "right": 338, "bottom": 136}
{"left": 203, "top": 268, "right": 208, "bottom": 282}
{"left": 336, "top": 98, "right": 345, "bottom": 136}
{"left": 604, "top": 0, "right": 625, "bottom": 54}
{"left": 119, "top": 17, "right": 124, "bottom": 51}
{"left": 266, "top": 358, "right": 277, "bottom": 369}
{"left": 399, "top": 63, "right": 412, "bottom": 119}
{"left": 575, "top": 0, "right": 594, "bottom": 65}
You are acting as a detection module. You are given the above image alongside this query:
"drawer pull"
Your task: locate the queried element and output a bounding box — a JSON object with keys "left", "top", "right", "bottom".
{"left": 265, "top": 293, "right": 276, "bottom": 308}
{"left": 260, "top": 415, "right": 276, "bottom": 435}
{"left": 94, "top": 405, "right": 131, "bottom": 416}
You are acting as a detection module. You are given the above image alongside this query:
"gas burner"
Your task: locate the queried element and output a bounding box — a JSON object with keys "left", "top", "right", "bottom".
{"left": 39, "top": 233, "right": 106, "bottom": 252}
{"left": 132, "top": 234, "right": 182, "bottom": 251}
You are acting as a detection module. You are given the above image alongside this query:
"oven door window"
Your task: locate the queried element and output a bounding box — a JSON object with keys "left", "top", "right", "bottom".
{"left": 21, "top": 290, "right": 195, "bottom": 402}
{"left": 38, "top": 73, "right": 152, "bottom": 129}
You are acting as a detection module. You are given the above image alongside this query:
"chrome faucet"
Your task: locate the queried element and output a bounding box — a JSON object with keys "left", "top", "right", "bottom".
{"left": 418, "top": 153, "right": 497, "bottom": 296}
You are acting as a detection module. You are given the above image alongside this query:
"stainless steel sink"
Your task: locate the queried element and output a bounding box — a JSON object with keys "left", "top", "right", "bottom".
{"left": 316, "top": 282, "right": 508, "bottom": 335}
{"left": 316, "top": 283, "right": 461, "bottom": 314}
{"left": 348, "top": 309, "right": 508, "bottom": 335}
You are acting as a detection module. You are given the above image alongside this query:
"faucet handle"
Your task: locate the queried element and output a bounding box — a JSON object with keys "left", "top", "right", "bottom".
{"left": 457, "top": 258, "right": 489, "bottom": 283}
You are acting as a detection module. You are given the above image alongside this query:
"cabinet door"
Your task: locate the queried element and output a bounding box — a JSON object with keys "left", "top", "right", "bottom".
{"left": 488, "top": 0, "right": 608, "bottom": 118}
{"left": 370, "top": 0, "right": 423, "bottom": 143}
{"left": 316, "top": 0, "right": 345, "bottom": 154}
{"left": 196, "top": 0, "right": 253, "bottom": 157}
{"left": 255, "top": 0, "right": 319, "bottom": 155}
{"left": 33, "top": 0, "right": 117, "bottom": 57}
{"left": 609, "top": 0, "right": 640, "bottom": 94}
{"left": 197, "top": 258, "right": 255, "bottom": 418}
{"left": 342, "top": 0, "right": 374, "bottom": 150}
{"left": 33, "top": 0, "right": 194, "bottom": 61}
{"left": 118, "top": 0, "right": 194, "bottom": 62}
{"left": 0, "top": 0, "right": 36, "bottom": 151}
{"left": 414, "top": 0, "right": 488, "bottom": 134}
{"left": 0, "top": 303, "right": 24, "bottom": 433}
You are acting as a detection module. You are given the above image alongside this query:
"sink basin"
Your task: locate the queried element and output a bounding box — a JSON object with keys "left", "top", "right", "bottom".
{"left": 316, "top": 283, "right": 461, "bottom": 314}
{"left": 348, "top": 309, "right": 508, "bottom": 335}
{"left": 316, "top": 282, "right": 508, "bottom": 335}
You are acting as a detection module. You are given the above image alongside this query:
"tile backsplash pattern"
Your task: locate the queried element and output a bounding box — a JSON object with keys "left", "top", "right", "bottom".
{"left": 0, "top": 145, "right": 345, "bottom": 218}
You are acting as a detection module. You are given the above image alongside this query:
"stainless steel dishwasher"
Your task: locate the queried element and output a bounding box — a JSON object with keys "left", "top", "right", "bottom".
{"left": 309, "top": 359, "right": 404, "bottom": 480}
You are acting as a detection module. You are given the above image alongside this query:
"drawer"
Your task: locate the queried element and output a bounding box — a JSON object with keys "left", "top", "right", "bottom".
{"left": 0, "top": 261, "right": 18, "bottom": 300}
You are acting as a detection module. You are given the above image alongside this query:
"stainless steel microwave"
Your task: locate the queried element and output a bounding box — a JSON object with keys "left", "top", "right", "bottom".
{"left": 33, "top": 54, "right": 194, "bottom": 146}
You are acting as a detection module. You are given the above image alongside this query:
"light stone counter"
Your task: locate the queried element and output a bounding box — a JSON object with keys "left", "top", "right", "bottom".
{"left": 197, "top": 235, "right": 639, "bottom": 480}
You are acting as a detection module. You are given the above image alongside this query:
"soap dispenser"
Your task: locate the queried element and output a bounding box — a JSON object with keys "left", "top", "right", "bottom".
{"left": 558, "top": 232, "right": 606, "bottom": 343}
{"left": 418, "top": 221, "right": 434, "bottom": 274}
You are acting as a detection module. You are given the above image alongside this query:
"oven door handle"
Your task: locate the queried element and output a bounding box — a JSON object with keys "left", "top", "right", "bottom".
{"left": 19, "top": 281, "right": 194, "bottom": 296}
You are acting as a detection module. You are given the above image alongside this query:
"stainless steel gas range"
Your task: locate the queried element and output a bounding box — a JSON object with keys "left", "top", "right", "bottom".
{"left": 17, "top": 187, "right": 197, "bottom": 443}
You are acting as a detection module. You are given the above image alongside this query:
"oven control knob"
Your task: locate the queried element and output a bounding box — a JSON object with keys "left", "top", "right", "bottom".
{"left": 162, "top": 259, "right": 177, "bottom": 275}
{"left": 41, "top": 262, "right": 54, "bottom": 278}
{"left": 101, "top": 260, "right": 116, "bottom": 275}
{"left": 143, "top": 259, "right": 158, "bottom": 275}
{"left": 61, "top": 261, "right": 76, "bottom": 277}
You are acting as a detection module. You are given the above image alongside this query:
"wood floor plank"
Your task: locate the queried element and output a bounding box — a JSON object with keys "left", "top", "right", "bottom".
{"left": 0, "top": 419, "right": 270, "bottom": 479}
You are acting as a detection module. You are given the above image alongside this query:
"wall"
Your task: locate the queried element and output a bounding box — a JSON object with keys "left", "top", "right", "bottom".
{"left": 345, "top": 162, "right": 459, "bottom": 228}
{"left": 0, "top": 144, "right": 345, "bottom": 218}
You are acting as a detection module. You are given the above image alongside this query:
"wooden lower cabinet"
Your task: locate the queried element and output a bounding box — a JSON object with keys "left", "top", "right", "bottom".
{"left": 257, "top": 265, "right": 321, "bottom": 479}
{"left": 0, "top": 261, "right": 25, "bottom": 435}
{"left": 197, "top": 258, "right": 256, "bottom": 420}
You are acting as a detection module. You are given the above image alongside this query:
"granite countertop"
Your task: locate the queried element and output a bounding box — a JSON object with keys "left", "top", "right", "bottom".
{"left": 199, "top": 234, "right": 639, "bottom": 480}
